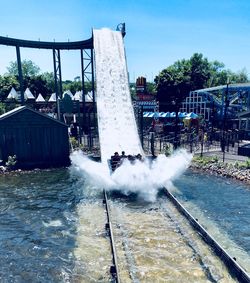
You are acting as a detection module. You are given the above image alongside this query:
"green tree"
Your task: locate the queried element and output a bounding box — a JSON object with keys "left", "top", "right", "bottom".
{"left": 207, "top": 60, "right": 226, "bottom": 87}
{"left": 155, "top": 58, "right": 192, "bottom": 111}
{"left": 231, "top": 68, "right": 249, "bottom": 83}
{"left": 0, "top": 103, "right": 5, "bottom": 115}
{"left": 62, "top": 80, "right": 92, "bottom": 94}
{"left": 0, "top": 75, "right": 19, "bottom": 101}
{"left": 63, "top": 80, "right": 81, "bottom": 93}
{"left": 154, "top": 52, "right": 250, "bottom": 111}
{"left": 189, "top": 53, "right": 211, "bottom": 90}
{"left": 147, "top": 82, "right": 157, "bottom": 95}
{"left": 207, "top": 63, "right": 249, "bottom": 86}
{"left": 24, "top": 75, "right": 52, "bottom": 99}
{"left": 41, "top": 72, "right": 55, "bottom": 94}
{"left": 6, "top": 59, "right": 40, "bottom": 77}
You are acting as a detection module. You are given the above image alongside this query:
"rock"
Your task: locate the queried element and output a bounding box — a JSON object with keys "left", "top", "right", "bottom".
{"left": 191, "top": 159, "right": 250, "bottom": 184}
{"left": 0, "top": 166, "right": 7, "bottom": 172}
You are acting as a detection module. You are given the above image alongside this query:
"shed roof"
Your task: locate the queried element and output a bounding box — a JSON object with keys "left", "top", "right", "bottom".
{"left": 0, "top": 106, "right": 67, "bottom": 127}
{"left": 238, "top": 110, "right": 250, "bottom": 119}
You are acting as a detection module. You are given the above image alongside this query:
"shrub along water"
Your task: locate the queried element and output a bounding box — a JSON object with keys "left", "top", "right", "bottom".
{"left": 191, "top": 156, "right": 250, "bottom": 183}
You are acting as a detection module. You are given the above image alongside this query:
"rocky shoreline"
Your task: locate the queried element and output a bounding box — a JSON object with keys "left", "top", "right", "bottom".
{"left": 190, "top": 159, "right": 250, "bottom": 185}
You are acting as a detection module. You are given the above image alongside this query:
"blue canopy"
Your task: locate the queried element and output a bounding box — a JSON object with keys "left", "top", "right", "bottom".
{"left": 143, "top": 111, "right": 196, "bottom": 118}
{"left": 161, "top": 112, "right": 170, "bottom": 118}
{"left": 186, "top": 112, "right": 198, "bottom": 119}
{"left": 178, "top": 112, "right": 187, "bottom": 118}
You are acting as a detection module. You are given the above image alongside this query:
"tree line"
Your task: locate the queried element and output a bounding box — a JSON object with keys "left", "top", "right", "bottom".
{"left": 0, "top": 59, "right": 92, "bottom": 103}
{"left": 154, "top": 53, "right": 249, "bottom": 111}
{"left": 0, "top": 54, "right": 249, "bottom": 113}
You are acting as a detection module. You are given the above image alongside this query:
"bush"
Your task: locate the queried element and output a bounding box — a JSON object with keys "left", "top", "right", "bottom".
{"left": 0, "top": 103, "right": 5, "bottom": 115}
{"left": 192, "top": 155, "right": 219, "bottom": 166}
{"left": 69, "top": 137, "right": 84, "bottom": 151}
{"left": 164, "top": 143, "right": 173, "bottom": 156}
{"left": 6, "top": 155, "right": 17, "bottom": 169}
{"left": 236, "top": 159, "right": 250, "bottom": 169}
{"left": 245, "top": 159, "right": 250, "bottom": 169}
{"left": 69, "top": 137, "right": 79, "bottom": 150}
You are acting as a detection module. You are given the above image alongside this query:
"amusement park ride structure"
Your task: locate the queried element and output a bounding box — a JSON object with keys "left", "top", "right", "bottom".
{"left": 0, "top": 24, "right": 126, "bottom": 128}
{"left": 0, "top": 33, "right": 93, "bottom": 126}
{"left": 1, "top": 25, "right": 250, "bottom": 283}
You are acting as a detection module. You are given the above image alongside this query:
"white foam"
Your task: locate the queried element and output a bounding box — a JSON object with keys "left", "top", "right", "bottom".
{"left": 42, "top": 219, "right": 63, "bottom": 227}
{"left": 70, "top": 150, "right": 192, "bottom": 202}
{"left": 72, "top": 28, "right": 192, "bottom": 201}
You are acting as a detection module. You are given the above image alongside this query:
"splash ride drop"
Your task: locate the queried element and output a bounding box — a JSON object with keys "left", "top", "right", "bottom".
{"left": 1, "top": 25, "right": 249, "bottom": 282}
{"left": 70, "top": 26, "right": 250, "bottom": 282}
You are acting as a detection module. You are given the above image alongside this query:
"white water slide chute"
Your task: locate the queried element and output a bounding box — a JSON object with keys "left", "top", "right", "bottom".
{"left": 94, "top": 28, "right": 143, "bottom": 162}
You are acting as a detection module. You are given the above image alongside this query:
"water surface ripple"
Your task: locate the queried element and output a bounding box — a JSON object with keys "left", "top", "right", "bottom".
{"left": 173, "top": 169, "right": 250, "bottom": 274}
{"left": 0, "top": 169, "right": 82, "bottom": 282}
{"left": 0, "top": 168, "right": 249, "bottom": 282}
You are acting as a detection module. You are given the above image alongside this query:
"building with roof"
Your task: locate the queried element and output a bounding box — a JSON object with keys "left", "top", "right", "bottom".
{"left": 0, "top": 106, "right": 70, "bottom": 169}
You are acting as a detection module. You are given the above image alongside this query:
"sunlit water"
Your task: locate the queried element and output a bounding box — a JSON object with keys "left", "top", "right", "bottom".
{"left": 1, "top": 154, "right": 250, "bottom": 282}
{"left": 0, "top": 169, "right": 79, "bottom": 282}
{"left": 0, "top": 169, "right": 112, "bottom": 282}
{"left": 109, "top": 194, "right": 235, "bottom": 282}
{"left": 172, "top": 170, "right": 250, "bottom": 275}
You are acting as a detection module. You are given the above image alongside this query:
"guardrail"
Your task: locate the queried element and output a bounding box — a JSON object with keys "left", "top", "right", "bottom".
{"left": 164, "top": 188, "right": 250, "bottom": 283}
{"left": 103, "top": 189, "right": 121, "bottom": 283}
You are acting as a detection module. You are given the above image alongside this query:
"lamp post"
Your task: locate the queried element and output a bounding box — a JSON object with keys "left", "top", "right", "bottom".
{"left": 222, "top": 79, "right": 230, "bottom": 162}
{"left": 140, "top": 105, "right": 144, "bottom": 148}
{"left": 172, "top": 99, "right": 179, "bottom": 150}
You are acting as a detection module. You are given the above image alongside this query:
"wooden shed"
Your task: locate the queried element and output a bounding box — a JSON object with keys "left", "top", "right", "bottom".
{"left": 0, "top": 106, "right": 70, "bottom": 169}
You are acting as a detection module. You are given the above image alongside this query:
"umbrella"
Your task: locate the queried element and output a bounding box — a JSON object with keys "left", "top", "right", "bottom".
{"left": 143, "top": 112, "right": 150, "bottom": 117}
{"left": 186, "top": 112, "right": 198, "bottom": 119}
{"left": 178, "top": 112, "right": 187, "bottom": 118}
{"left": 161, "top": 112, "right": 170, "bottom": 118}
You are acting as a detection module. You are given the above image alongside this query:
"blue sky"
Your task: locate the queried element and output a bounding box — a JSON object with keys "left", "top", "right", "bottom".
{"left": 0, "top": 0, "right": 250, "bottom": 82}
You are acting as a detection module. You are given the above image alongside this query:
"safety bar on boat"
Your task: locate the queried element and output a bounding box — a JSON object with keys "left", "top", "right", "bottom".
{"left": 103, "top": 189, "right": 121, "bottom": 283}
{"left": 164, "top": 188, "right": 250, "bottom": 283}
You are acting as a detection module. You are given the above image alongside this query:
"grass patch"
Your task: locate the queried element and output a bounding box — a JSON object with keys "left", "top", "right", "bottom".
{"left": 192, "top": 155, "right": 219, "bottom": 165}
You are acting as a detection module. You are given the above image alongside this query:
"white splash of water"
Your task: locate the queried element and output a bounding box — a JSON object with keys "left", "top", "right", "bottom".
{"left": 42, "top": 219, "right": 63, "bottom": 227}
{"left": 73, "top": 28, "right": 192, "bottom": 201}
{"left": 70, "top": 150, "right": 192, "bottom": 202}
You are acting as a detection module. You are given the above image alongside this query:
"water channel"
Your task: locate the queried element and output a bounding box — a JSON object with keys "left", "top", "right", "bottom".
{"left": 0, "top": 164, "right": 249, "bottom": 282}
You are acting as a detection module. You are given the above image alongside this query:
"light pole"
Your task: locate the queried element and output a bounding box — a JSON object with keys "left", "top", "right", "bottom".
{"left": 222, "top": 79, "right": 230, "bottom": 162}
{"left": 171, "top": 100, "right": 179, "bottom": 150}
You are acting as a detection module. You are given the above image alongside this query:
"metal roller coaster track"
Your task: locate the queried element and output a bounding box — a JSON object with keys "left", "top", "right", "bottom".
{"left": 102, "top": 185, "right": 250, "bottom": 282}
{"left": 0, "top": 35, "right": 93, "bottom": 49}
